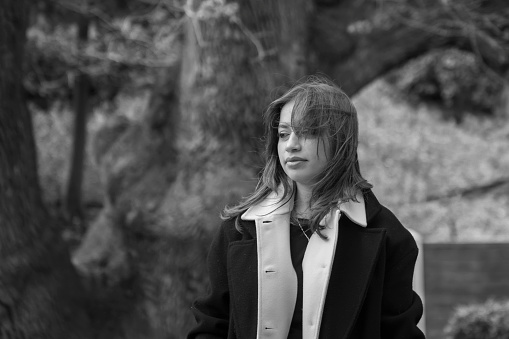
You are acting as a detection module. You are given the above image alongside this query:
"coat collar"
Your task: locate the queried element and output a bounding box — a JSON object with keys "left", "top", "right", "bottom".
{"left": 241, "top": 185, "right": 368, "bottom": 227}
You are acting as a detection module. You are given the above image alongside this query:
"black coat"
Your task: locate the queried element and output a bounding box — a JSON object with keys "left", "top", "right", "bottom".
{"left": 188, "top": 190, "right": 425, "bottom": 339}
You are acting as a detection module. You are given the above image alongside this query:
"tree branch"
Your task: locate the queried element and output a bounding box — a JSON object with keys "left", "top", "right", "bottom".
{"left": 424, "top": 177, "right": 509, "bottom": 202}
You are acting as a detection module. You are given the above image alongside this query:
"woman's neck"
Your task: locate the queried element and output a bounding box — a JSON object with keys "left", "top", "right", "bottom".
{"left": 294, "top": 183, "right": 312, "bottom": 218}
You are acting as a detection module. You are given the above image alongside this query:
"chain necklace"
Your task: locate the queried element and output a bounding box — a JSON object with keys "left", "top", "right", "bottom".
{"left": 292, "top": 196, "right": 311, "bottom": 241}
{"left": 294, "top": 216, "right": 310, "bottom": 242}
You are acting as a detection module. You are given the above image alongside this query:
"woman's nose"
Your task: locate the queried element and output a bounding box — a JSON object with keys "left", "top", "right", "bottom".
{"left": 285, "top": 132, "right": 301, "bottom": 151}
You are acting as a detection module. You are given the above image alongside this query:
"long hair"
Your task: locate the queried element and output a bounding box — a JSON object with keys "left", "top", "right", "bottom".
{"left": 222, "top": 76, "right": 372, "bottom": 236}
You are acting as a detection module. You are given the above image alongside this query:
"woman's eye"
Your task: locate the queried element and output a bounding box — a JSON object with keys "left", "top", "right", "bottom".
{"left": 278, "top": 131, "right": 290, "bottom": 140}
{"left": 297, "top": 128, "right": 319, "bottom": 138}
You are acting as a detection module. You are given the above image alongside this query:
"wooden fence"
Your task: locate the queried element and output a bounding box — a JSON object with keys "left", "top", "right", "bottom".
{"left": 417, "top": 242, "right": 509, "bottom": 339}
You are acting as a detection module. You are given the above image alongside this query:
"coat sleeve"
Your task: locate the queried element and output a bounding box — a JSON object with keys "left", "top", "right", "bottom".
{"left": 187, "top": 224, "right": 231, "bottom": 339}
{"left": 380, "top": 239, "right": 426, "bottom": 339}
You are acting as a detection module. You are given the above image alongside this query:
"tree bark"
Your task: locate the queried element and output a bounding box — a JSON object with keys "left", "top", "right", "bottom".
{"left": 0, "top": 1, "right": 92, "bottom": 337}
{"left": 65, "top": 15, "right": 90, "bottom": 220}
{"left": 278, "top": 0, "right": 313, "bottom": 80}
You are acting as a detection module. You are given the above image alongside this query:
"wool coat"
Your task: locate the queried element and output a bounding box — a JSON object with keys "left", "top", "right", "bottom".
{"left": 188, "top": 189, "right": 425, "bottom": 339}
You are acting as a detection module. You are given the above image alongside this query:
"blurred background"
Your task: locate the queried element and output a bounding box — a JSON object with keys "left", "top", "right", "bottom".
{"left": 1, "top": 0, "right": 508, "bottom": 338}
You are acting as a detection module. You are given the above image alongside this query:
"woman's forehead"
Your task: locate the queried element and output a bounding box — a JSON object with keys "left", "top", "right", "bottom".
{"left": 278, "top": 100, "right": 295, "bottom": 123}
{"left": 279, "top": 99, "right": 311, "bottom": 122}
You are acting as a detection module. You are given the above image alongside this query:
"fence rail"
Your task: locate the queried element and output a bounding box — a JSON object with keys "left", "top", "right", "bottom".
{"left": 421, "top": 242, "right": 509, "bottom": 339}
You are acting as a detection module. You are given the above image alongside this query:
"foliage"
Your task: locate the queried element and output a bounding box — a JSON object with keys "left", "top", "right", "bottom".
{"left": 25, "top": 0, "right": 183, "bottom": 110}
{"left": 381, "top": 0, "right": 509, "bottom": 66}
{"left": 35, "top": 80, "right": 509, "bottom": 244}
{"left": 444, "top": 299, "right": 509, "bottom": 339}
{"left": 354, "top": 80, "right": 509, "bottom": 242}
{"left": 387, "top": 49, "right": 504, "bottom": 122}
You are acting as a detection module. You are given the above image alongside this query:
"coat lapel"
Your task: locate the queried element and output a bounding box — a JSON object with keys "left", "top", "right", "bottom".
{"left": 300, "top": 192, "right": 370, "bottom": 339}
{"left": 302, "top": 209, "right": 340, "bottom": 339}
{"left": 254, "top": 213, "right": 298, "bottom": 339}
{"left": 321, "top": 217, "right": 386, "bottom": 339}
{"left": 241, "top": 189, "right": 298, "bottom": 339}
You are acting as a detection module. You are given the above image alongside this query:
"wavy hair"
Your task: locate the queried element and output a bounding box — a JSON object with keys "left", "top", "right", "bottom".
{"left": 222, "top": 76, "right": 372, "bottom": 236}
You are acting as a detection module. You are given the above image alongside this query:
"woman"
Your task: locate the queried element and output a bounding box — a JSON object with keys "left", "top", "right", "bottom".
{"left": 188, "top": 77, "right": 425, "bottom": 339}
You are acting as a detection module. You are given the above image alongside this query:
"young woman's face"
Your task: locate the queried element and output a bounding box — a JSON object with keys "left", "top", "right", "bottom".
{"left": 277, "top": 100, "right": 330, "bottom": 187}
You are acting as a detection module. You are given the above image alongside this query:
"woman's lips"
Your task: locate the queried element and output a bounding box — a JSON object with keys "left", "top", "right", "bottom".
{"left": 286, "top": 157, "right": 306, "bottom": 163}
{"left": 286, "top": 157, "right": 306, "bottom": 168}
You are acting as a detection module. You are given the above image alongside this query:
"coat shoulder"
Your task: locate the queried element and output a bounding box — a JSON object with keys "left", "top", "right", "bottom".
{"left": 217, "top": 217, "right": 243, "bottom": 241}
{"left": 217, "top": 216, "right": 255, "bottom": 243}
{"left": 368, "top": 203, "right": 418, "bottom": 263}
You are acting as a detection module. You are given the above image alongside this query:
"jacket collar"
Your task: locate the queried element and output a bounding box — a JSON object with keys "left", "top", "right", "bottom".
{"left": 241, "top": 185, "right": 367, "bottom": 227}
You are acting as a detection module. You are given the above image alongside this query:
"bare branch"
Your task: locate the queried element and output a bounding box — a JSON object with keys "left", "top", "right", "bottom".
{"left": 81, "top": 51, "right": 176, "bottom": 69}
{"left": 423, "top": 177, "right": 509, "bottom": 202}
{"left": 231, "top": 16, "right": 276, "bottom": 62}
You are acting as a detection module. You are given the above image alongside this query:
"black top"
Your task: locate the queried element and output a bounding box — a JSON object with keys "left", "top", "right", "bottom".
{"left": 287, "top": 219, "right": 312, "bottom": 339}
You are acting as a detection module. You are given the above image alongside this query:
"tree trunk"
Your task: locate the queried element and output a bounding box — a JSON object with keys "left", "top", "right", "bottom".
{"left": 65, "top": 15, "right": 90, "bottom": 221}
{"left": 0, "top": 1, "right": 92, "bottom": 337}
{"left": 278, "top": 0, "right": 313, "bottom": 80}
{"left": 180, "top": 0, "right": 311, "bottom": 162}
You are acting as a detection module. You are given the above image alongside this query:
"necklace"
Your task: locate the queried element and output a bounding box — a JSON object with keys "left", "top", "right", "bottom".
{"left": 295, "top": 217, "right": 310, "bottom": 242}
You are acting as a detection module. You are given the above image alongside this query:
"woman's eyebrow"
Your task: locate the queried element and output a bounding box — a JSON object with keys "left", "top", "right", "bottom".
{"left": 277, "top": 122, "right": 291, "bottom": 128}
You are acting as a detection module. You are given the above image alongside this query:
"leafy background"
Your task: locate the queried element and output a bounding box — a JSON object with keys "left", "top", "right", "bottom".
{"left": 33, "top": 71, "right": 509, "bottom": 244}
